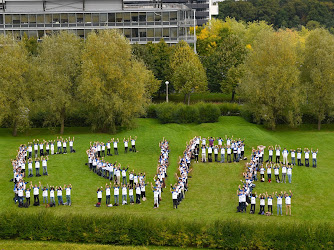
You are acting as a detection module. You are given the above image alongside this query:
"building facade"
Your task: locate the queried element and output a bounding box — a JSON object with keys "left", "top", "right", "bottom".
{"left": 0, "top": 0, "right": 195, "bottom": 44}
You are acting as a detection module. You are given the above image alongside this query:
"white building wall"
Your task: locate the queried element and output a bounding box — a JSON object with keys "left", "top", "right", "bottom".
{"left": 5, "top": 1, "right": 44, "bottom": 12}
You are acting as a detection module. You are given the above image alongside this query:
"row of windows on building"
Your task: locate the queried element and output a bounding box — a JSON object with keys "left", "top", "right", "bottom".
{"left": 0, "top": 27, "right": 193, "bottom": 41}
{"left": 0, "top": 11, "right": 185, "bottom": 27}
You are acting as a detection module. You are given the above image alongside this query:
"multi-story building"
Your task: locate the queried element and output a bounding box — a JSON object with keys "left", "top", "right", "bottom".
{"left": 125, "top": 0, "right": 219, "bottom": 25}
{"left": 0, "top": 0, "right": 195, "bottom": 44}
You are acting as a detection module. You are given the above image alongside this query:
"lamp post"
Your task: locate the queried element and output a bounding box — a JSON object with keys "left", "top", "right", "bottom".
{"left": 165, "top": 81, "right": 169, "bottom": 103}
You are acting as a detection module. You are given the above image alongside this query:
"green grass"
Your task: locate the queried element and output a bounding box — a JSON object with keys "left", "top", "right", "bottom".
{"left": 1, "top": 116, "right": 334, "bottom": 225}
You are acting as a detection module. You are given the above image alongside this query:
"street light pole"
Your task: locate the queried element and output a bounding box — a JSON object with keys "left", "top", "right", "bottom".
{"left": 165, "top": 81, "right": 169, "bottom": 103}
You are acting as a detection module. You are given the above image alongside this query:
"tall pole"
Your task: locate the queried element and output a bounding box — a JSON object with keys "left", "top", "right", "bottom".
{"left": 165, "top": 81, "right": 169, "bottom": 103}
{"left": 193, "top": 9, "right": 197, "bottom": 54}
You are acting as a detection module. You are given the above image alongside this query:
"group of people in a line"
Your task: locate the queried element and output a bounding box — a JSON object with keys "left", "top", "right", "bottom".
{"left": 14, "top": 181, "right": 72, "bottom": 207}
{"left": 151, "top": 138, "right": 169, "bottom": 208}
{"left": 192, "top": 136, "right": 245, "bottom": 164}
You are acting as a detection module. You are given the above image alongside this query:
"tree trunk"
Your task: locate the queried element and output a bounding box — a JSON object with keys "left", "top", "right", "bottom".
{"left": 60, "top": 108, "right": 65, "bottom": 135}
{"left": 318, "top": 117, "right": 321, "bottom": 131}
{"left": 187, "top": 93, "right": 191, "bottom": 106}
{"left": 12, "top": 120, "right": 18, "bottom": 137}
{"left": 184, "top": 94, "right": 187, "bottom": 104}
{"left": 231, "top": 90, "right": 235, "bottom": 102}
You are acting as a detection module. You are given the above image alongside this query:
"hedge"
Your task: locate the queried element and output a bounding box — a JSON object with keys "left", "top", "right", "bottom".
{"left": 146, "top": 102, "right": 241, "bottom": 124}
{"left": 0, "top": 211, "right": 333, "bottom": 249}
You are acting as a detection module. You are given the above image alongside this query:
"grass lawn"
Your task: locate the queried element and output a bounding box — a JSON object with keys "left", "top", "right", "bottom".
{"left": 0, "top": 116, "right": 333, "bottom": 225}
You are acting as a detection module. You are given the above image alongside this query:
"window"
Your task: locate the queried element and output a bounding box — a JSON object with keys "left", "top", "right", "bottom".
{"left": 162, "top": 12, "right": 169, "bottom": 22}
{"left": 139, "top": 28, "right": 146, "bottom": 38}
{"left": 108, "top": 13, "right": 115, "bottom": 23}
{"left": 5, "top": 15, "right": 11, "bottom": 25}
{"left": 139, "top": 13, "right": 146, "bottom": 22}
{"left": 154, "top": 12, "right": 161, "bottom": 22}
{"left": 37, "top": 14, "right": 44, "bottom": 24}
{"left": 84, "top": 13, "right": 91, "bottom": 24}
{"left": 100, "top": 13, "right": 107, "bottom": 24}
{"left": 163, "top": 28, "right": 169, "bottom": 37}
{"left": 170, "top": 12, "right": 177, "bottom": 21}
{"left": 131, "top": 12, "right": 138, "bottom": 22}
{"left": 124, "top": 28, "right": 131, "bottom": 38}
{"left": 61, "top": 14, "right": 68, "bottom": 24}
{"left": 116, "top": 13, "right": 123, "bottom": 23}
{"left": 132, "top": 28, "right": 138, "bottom": 38}
{"left": 147, "top": 28, "right": 154, "bottom": 37}
{"left": 171, "top": 27, "right": 177, "bottom": 38}
{"left": 77, "top": 29, "right": 84, "bottom": 38}
{"left": 0, "top": 15, "right": 3, "bottom": 25}
{"left": 52, "top": 14, "right": 60, "bottom": 24}
{"left": 68, "top": 14, "right": 76, "bottom": 23}
{"left": 124, "top": 12, "right": 130, "bottom": 22}
{"left": 155, "top": 28, "right": 162, "bottom": 37}
{"left": 77, "top": 13, "right": 83, "bottom": 23}
{"left": 147, "top": 13, "right": 154, "bottom": 22}
{"left": 92, "top": 14, "right": 99, "bottom": 25}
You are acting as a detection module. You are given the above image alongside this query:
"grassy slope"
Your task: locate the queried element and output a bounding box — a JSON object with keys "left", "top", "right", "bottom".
{"left": 0, "top": 117, "right": 333, "bottom": 225}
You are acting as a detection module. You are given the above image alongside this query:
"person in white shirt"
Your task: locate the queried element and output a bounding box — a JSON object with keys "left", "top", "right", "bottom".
{"left": 287, "top": 165, "right": 293, "bottom": 183}
{"left": 207, "top": 146, "right": 213, "bottom": 162}
{"left": 282, "top": 148, "right": 289, "bottom": 164}
{"left": 27, "top": 143, "right": 32, "bottom": 159}
{"left": 274, "top": 164, "right": 280, "bottom": 183}
{"left": 122, "top": 184, "right": 127, "bottom": 205}
{"left": 220, "top": 145, "right": 225, "bottom": 163}
{"left": 112, "top": 138, "right": 119, "bottom": 155}
{"left": 304, "top": 148, "right": 310, "bottom": 167}
{"left": 65, "top": 184, "right": 72, "bottom": 206}
{"left": 32, "top": 181, "right": 41, "bottom": 205}
{"left": 101, "top": 143, "right": 106, "bottom": 157}
{"left": 35, "top": 158, "right": 41, "bottom": 177}
{"left": 69, "top": 137, "right": 75, "bottom": 153}
{"left": 250, "top": 193, "right": 257, "bottom": 213}
{"left": 266, "top": 192, "right": 274, "bottom": 215}
{"left": 214, "top": 146, "right": 219, "bottom": 162}
{"left": 122, "top": 167, "right": 129, "bottom": 185}
{"left": 56, "top": 186, "right": 63, "bottom": 205}
{"left": 275, "top": 191, "right": 283, "bottom": 216}
{"left": 57, "top": 138, "right": 62, "bottom": 154}
{"left": 106, "top": 140, "right": 111, "bottom": 156}
{"left": 25, "top": 187, "right": 31, "bottom": 205}
{"left": 268, "top": 146, "right": 274, "bottom": 162}
{"left": 201, "top": 145, "right": 206, "bottom": 163}
{"left": 260, "top": 165, "right": 265, "bottom": 181}
{"left": 105, "top": 183, "right": 111, "bottom": 205}
{"left": 39, "top": 141, "right": 44, "bottom": 157}
{"left": 33, "top": 140, "right": 38, "bottom": 158}
{"left": 123, "top": 138, "right": 129, "bottom": 153}
{"left": 266, "top": 162, "right": 272, "bottom": 183}
{"left": 97, "top": 187, "right": 103, "bottom": 204}
{"left": 281, "top": 164, "right": 287, "bottom": 183}
{"left": 259, "top": 194, "right": 266, "bottom": 214}
{"left": 130, "top": 136, "right": 137, "bottom": 153}
{"left": 28, "top": 159, "right": 33, "bottom": 177}
{"left": 170, "top": 185, "right": 178, "bottom": 209}
{"left": 284, "top": 190, "right": 293, "bottom": 216}
{"left": 135, "top": 183, "right": 141, "bottom": 204}
{"left": 45, "top": 141, "right": 50, "bottom": 156}
{"left": 50, "top": 140, "right": 55, "bottom": 155}
{"left": 290, "top": 149, "right": 296, "bottom": 165}
{"left": 63, "top": 139, "right": 68, "bottom": 154}
{"left": 49, "top": 186, "right": 55, "bottom": 204}
{"left": 128, "top": 185, "right": 134, "bottom": 204}
{"left": 311, "top": 148, "right": 318, "bottom": 168}
{"left": 42, "top": 156, "right": 48, "bottom": 176}
{"left": 275, "top": 145, "right": 281, "bottom": 163}
{"left": 42, "top": 186, "right": 48, "bottom": 204}
{"left": 151, "top": 183, "right": 159, "bottom": 208}
{"left": 297, "top": 148, "right": 302, "bottom": 166}
{"left": 114, "top": 184, "right": 120, "bottom": 206}
{"left": 227, "top": 146, "right": 232, "bottom": 163}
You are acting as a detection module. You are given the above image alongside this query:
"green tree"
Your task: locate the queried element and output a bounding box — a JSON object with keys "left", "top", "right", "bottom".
{"left": 37, "top": 31, "right": 81, "bottom": 134}
{"left": 239, "top": 29, "right": 303, "bottom": 130}
{"left": 170, "top": 41, "right": 207, "bottom": 105}
{"left": 0, "top": 35, "right": 30, "bottom": 136}
{"left": 79, "top": 30, "right": 159, "bottom": 132}
{"left": 302, "top": 28, "right": 334, "bottom": 130}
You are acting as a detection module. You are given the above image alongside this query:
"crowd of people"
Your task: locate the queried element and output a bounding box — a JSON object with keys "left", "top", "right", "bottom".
{"left": 11, "top": 137, "right": 75, "bottom": 207}
{"left": 194, "top": 136, "right": 245, "bottom": 163}
{"left": 151, "top": 138, "right": 169, "bottom": 208}
{"left": 237, "top": 144, "right": 318, "bottom": 216}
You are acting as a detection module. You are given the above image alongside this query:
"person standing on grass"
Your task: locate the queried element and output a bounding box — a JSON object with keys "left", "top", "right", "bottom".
{"left": 122, "top": 184, "right": 128, "bottom": 205}
{"left": 194, "top": 146, "right": 199, "bottom": 163}
{"left": 260, "top": 164, "right": 265, "bottom": 182}
{"left": 33, "top": 140, "right": 38, "bottom": 158}
{"left": 105, "top": 183, "right": 111, "bottom": 205}
{"left": 135, "top": 183, "right": 141, "bottom": 204}
{"left": 50, "top": 140, "right": 55, "bottom": 155}
{"left": 42, "top": 185, "right": 48, "bottom": 204}
{"left": 201, "top": 145, "right": 206, "bottom": 163}
{"left": 297, "top": 148, "right": 302, "bottom": 166}
{"left": 27, "top": 143, "right": 32, "bottom": 159}
{"left": 259, "top": 194, "right": 265, "bottom": 214}
{"left": 214, "top": 146, "right": 219, "bottom": 162}
{"left": 287, "top": 164, "right": 293, "bottom": 183}
{"left": 45, "top": 141, "right": 50, "bottom": 156}
{"left": 28, "top": 159, "right": 33, "bottom": 177}
{"left": 304, "top": 148, "right": 310, "bottom": 167}
{"left": 281, "top": 164, "right": 287, "bottom": 183}
{"left": 275, "top": 191, "right": 283, "bottom": 216}
{"left": 42, "top": 156, "right": 48, "bottom": 176}
{"left": 65, "top": 184, "right": 72, "bottom": 206}
{"left": 49, "top": 186, "right": 55, "bottom": 204}
{"left": 32, "top": 182, "right": 41, "bottom": 205}
{"left": 56, "top": 186, "right": 63, "bottom": 205}
{"left": 290, "top": 149, "right": 296, "bottom": 165}
{"left": 122, "top": 167, "right": 129, "bottom": 185}
{"left": 171, "top": 185, "right": 178, "bottom": 209}
{"left": 101, "top": 142, "right": 105, "bottom": 157}
{"left": 57, "top": 138, "right": 62, "bottom": 154}
{"left": 113, "top": 138, "right": 119, "bottom": 155}
{"left": 266, "top": 162, "right": 272, "bottom": 183}
{"left": 268, "top": 146, "right": 274, "bottom": 162}
{"left": 275, "top": 145, "right": 281, "bottom": 163}
{"left": 25, "top": 186, "right": 31, "bottom": 205}
{"left": 250, "top": 193, "right": 257, "bottom": 213}
{"left": 39, "top": 140, "right": 44, "bottom": 157}
{"left": 266, "top": 192, "right": 274, "bottom": 215}
{"left": 130, "top": 136, "right": 137, "bottom": 152}
{"left": 123, "top": 138, "right": 129, "bottom": 153}
{"left": 207, "top": 145, "right": 213, "bottom": 162}
{"left": 35, "top": 158, "right": 41, "bottom": 177}
{"left": 129, "top": 184, "right": 134, "bottom": 205}
{"left": 114, "top": 184, "right": 120, "bottom": 206}
{"left": 97, "top": 187, "right": 103, "bottom": 204}
{"left": 312, "top": 148, "right": 318, "bottom": 168}
{"left": 106, "top": 140, "right": 111, "bottom": 156}
{"left": 274, "top": 163, "right": 280, "bottom": 183}
{"left": 284, "top": 190, "right": 293, "bottom": 216}
{"left": 227, "top": 146, "right": 232, "bottom": 163}
{"left": 282, "top": 148, "right": 289, "bottom": 165}
{"left": 151, "top": 183, "right": 159, "bottom": 208}
{"left": 69, "top": 137, "right": 75, "bottom": 153}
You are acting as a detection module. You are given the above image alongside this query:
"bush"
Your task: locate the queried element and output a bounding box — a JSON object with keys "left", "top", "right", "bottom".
{"left": 173, "top": 104, "right": 199, "bottom": 124}
{"left": 195, "top": 102, "right": 221, "bottom": 123}
{"left": 156, "top": 103, "right": 175, "bottom": 124}
{"left": 0, "top": 211, "right": 333, "bottom": 249}
{"left": 218, "top": 103, "right": 241, "bottom": 116}
{"left": 145, "top": 104, "right": 157, "bottom": 118}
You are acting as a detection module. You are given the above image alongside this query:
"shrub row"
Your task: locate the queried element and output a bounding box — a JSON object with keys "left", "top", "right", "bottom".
{"left": 152, "top": 93, "right": 239, "bottom": 103}
{"left": 0, "top": 211, "right": 333, "bottom": 249}
{"left": 146, "top": 102, "right": 242, "bottom": 124}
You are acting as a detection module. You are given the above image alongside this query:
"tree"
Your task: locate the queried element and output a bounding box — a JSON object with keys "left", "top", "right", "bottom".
{"left": 37, "top": 31, "right": 81, "bottom": 134}
{"left": 302, "top": 28, "right": 334, "bottom": 130}
{"left": 0, "top": 35, "right": 30, "bottom": 136}
{"left": 239, "top": 29, "right": 303, "bottom": 130}
{"left": 79, "top": 30, "right": 159, "bottom": 132}
{"left": 170, "top": 41, "right": 207, "bottom": 105}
